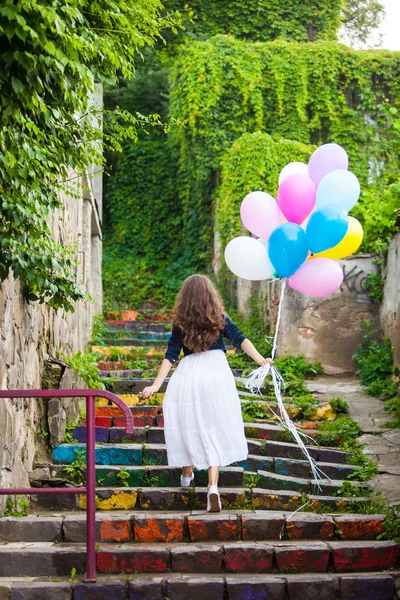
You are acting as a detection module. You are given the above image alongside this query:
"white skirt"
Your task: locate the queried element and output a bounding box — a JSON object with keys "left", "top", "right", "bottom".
{"left": 163, "top": 349, "right": 248, "bottom": 469}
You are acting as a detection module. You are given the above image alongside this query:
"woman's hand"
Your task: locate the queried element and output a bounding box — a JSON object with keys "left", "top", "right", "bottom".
{"left": 141, "top": 384, "right": 160, "bottom": 399}
{"left": 258, "top": 357, "right": 274, "bottom": 367}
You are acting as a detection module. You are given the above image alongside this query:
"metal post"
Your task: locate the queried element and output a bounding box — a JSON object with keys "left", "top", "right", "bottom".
{"left": 84, "top": 395, "right": 97, "bottom": 582}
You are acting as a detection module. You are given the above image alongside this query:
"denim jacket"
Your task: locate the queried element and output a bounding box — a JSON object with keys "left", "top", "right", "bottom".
{"left": 164, "top": 315, "right": 246, "bottom": 364}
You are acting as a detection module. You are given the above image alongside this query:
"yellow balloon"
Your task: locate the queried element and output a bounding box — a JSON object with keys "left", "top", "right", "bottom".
{"left": 310, "top": 216, "right": 363, "bottom": 260}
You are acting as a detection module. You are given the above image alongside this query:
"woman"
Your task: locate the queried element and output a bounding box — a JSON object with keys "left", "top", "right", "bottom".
{"left": 142, "top": 274, "right": 273, "bottom": 512}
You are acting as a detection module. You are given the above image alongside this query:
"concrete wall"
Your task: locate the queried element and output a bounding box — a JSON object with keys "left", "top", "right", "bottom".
{"left": 381, "top": 232, "right": 400, "bottom": 367}
{"left": 234, "top": 256, "right": 380, "bottom": 374}
{"left": 0, "top": 171, "right": 103, "bottom": 511}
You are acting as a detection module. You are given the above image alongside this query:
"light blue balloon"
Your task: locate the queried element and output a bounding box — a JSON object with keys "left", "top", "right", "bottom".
{"left": 268, "top": 223, "right": 308, "bottom": 278}
{"left": 316, "top": 170, "right": 360, "bottom": 211}
{"left": 307, "top": 204, "right": 348, "bottom": 253}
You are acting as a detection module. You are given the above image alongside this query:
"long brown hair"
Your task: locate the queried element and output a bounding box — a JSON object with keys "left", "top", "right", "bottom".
{"left": 173, "top": 274, "right": 225, "bottom": 352}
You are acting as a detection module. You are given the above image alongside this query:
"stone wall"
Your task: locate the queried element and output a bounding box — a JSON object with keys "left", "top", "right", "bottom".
{"left": 233, "top": 256, "right": 380, "bottom": 374}
{"left": 0, "top": 167, "right": 103, "bottom": 512}
{"left": 381, "top": 232, "right": 400, "bottom": 367}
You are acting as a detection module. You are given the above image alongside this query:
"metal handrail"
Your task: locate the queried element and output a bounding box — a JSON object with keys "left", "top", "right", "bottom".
{"left": 0, "top": 389, "right": 134, "bottom": 582}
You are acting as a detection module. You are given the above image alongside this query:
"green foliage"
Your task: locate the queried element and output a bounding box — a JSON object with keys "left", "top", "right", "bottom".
{"left": 329, "top": 397, "right": 349, "bottom": 414}
{"left": 169, "top": 36, "right": 400, "bottom": 280}
{"left": 364, "top": 257, "right": 385, "bottom": 303}
{"left": 61, "top": 351, "right": 106, "bottom": 390}
{"left": 383, "top": 396, "right": 400, "bottom": 429}
{"left": 316, "top": 416, "right": 361, "bottom": 448}
{"left": 291, "top": 395, "right": 319, "bottom": 419}
{"left": 103, "top": 136, "right": 191, "bottom": 310}
{"left": 275, "top": 354, "right": 324, "bottom": 381}
{"left": 4, "top": 497, "right": 30, "bottom": 517}
{"left": 63, "top": 450, "right": 86, "bottom": 485}
{"left": 116, "top": 469, "right": 130, "bottom": 488}
{"left": 334, "top": 480, "right": 369, "bottom": 498}
{"left": 164, "top": 0, "right": 341, "bottom": 43}
{"left": 0, "top": 0, "right": 180, "bottom": 311}
{"left": 378, "top": 506, "right": 400, "bottom": 543}
{"left": 63, "top": 422, "right": 77, "bottom": 444}
{"left": 91, "top": 315, "right": 110, "bottom": 347}
{"left": 352, "top": 320, "right": 397, "bottom": 397}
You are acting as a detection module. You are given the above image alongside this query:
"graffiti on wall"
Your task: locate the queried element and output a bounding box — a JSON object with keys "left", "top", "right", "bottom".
{"left": 340, "top": 264, "right": 368, "bottom": 295}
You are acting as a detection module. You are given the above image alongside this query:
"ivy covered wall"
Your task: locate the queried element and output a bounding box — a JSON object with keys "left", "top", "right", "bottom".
{"left": 169, "top": 36, "right": 400, "bottom": 280}
{"left": 104, "top": 22, "right": 400, "bottom": 309}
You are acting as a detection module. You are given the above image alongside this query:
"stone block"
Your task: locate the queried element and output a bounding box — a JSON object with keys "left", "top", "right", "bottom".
{"left": 109, "top": 428, "right": 146, "bottom": 443}
{"left": 0, "top": 516, "right": 62, "bottom": 542}
{"left": 72, "top": 426, "right": 109, "bottom": 443}
{"left": 129, "top": 577, "right": 165, "bottom": 600}
{"left": 155, "top": 415, "right": 164, "bottom": 427}
{"left": 115, "top": 415, "right": 154, "bottom": 427}
{"left": 251, "top": 489, "right": 301, "bottom": 511}
{"left": 194, "top": 467, "right": 243, "bottom": 488}
{"left": 247, "top": 440, "right": 264, "bottom": 455}
{"left": 144, "top": 466, "right": 181, "bottom": 487}
{"left": 237, "top": 456, "right": 274, "bottom": 473}
{"left": 258, "top": 471, "right": 311, "bottom": 493}
{"left": 11, "top": 583, "right": 72, "bottom": 600}
{"left": 170, "top": 544, "right": 223, "bottom": 573}
{"left": 146, "top": 428, "right": 165, "bottom": 444}
{"left": 143, "top": 445, "right": 167, "bottom": 465}
{"left": 0, "top": 546, "right": 86, "bottom": 577}
{"left": 74, "top": 583, "right": 126, "bottom": 600}
{"left": 96, "top": 466, "right": 145, "bottom": 487}
{"left": 275, "top": 542, "right": 330, "bottom": 573}
{"left": 139, "top": 488, "right": 189, "bottom": 511}
{"left": 274, "top": 458, "right": 310, "bottom": 479}
{"left": 97, "top": 547, "right": 168, "bottom": 574}
{"left": 315, "top": 462, "right": 361, "bottom": 479}
{"left": 286, "top": 574, "right": 339, "bottom": 600}
{"left": 285, "top": 514, "right": 335, "bottom": 540}
{"left": 317, "top": 448, "right": 348, "bottom": 464}
{"left": 262, "top": 441, "right": 319, "bottom": 461}
{"left": 29, "top": 467, "right": 51, "bottom": 480}
{"left": 52, "top": 444, "right": 143, "bottom": 465}
{"left": 242, "top": 512, "right": 286, "bottom": 541}
{"left": 63, "top": 514, "right": 131, "bottom": 543}
{"left": 226, "top": 576, "right": 286, "bottom": 600}
{"left": 245, "top": 424, "right": 284, "bottom": 440}
{"left": 224, "top": 542, "right": 274, "bottom": 573}
{"left": 94, "top": 416, "right": 112, "bottom": 427}
{"left": 329, "top": 541, "right": 399, "bottom": 572}
{"left": 187, "top": 514, "right": 238, "bottom": 542}
{"left": 165, "top": 577, "right": 224, "bottom": 600}
{"left": 134, "top": 515, "right": 185, "bottom": 543}
{"left": 340, "top": 574, "right": 395, "bottom": 600}
{"left": 333, "top": 515, "right": 385, "bottom": 540}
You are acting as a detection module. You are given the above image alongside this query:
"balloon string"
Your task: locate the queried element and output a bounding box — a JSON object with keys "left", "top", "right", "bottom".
{"left": 244, "top": 278, "right": 329, "bottom": 533}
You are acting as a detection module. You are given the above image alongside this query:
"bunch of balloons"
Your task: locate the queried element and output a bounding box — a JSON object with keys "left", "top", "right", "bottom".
{"left": 224, "top": 143, "right": 364, "bottom": 297}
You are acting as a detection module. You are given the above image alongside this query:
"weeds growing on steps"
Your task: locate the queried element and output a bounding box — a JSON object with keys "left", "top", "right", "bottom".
{"left": 62, "top": 449, "right": 86, "bottom": 485}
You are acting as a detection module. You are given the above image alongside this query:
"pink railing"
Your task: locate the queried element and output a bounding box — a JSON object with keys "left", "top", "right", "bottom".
{"left": 0, "top": 389, "right": 134, "bottom": 582}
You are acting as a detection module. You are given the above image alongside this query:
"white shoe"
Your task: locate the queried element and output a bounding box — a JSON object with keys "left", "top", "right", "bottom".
{"left": 180, "top": 472, "right": 194, "bottom": 487}
{"left": 207, "top": 485, "right": 221, "bottom": 512}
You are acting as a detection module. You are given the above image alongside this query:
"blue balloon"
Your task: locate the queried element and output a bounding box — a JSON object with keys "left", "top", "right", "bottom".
{"left": 307, "top": 204, "right": 348, "bottom": 253}
{"left": 316, "top": 170, "right": 360, "bottom": 211}
{"left": 268, "top": 223, "right": 309, "bottom": 278}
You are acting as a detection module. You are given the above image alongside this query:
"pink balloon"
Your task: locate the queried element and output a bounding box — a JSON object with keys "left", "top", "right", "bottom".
{"left": 240, "top": 191, "right": 280, "bottom": 240}
{"left": 288, "top": 258, "right": 343, "bottom": 297}
{"left": 277, "top": 174, "right": 316, "bottom": 225}
{"left": 308, "top": 143, "right": 348, "bottom": 187}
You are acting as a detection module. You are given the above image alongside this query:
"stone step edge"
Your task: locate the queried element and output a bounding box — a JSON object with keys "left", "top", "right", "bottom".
{"left": 0, "top": 512, "right": 386, "bottom": 544}
{"left": 0, "top": 540, "right": 398, "bottom": 577}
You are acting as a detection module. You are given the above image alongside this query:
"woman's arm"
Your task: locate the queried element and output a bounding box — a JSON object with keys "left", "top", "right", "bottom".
{"left": 141, "top": 359, "right": 173, "bottom": 398}
{"left": 240, "top": 338, "right": 273, "bottom": 367}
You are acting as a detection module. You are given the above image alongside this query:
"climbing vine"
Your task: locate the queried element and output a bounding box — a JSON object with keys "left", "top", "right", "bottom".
{"left": 0, "top": 0, "right": 181, "bottom": 311}
{"left": 169, "top": 36, "right": 400, "bottom": 277}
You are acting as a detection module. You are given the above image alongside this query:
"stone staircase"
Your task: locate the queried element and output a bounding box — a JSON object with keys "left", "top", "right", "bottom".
{"left": 0, "top": 398, "right": 399, "bottom": 598}
{"left": 0, "top": 310, "right": 398, "bottom": 598}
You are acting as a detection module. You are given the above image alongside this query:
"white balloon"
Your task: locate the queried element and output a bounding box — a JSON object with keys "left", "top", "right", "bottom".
{"left": 278, "top": 162, "right": 309, "bottom": 185}
{"left": 225, "top": 236, "right": 274, "bottom": 281}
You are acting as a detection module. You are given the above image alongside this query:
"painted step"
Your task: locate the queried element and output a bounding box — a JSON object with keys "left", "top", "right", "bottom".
{"left": 0, "top": 540, "right": 397, "bottom": 577}
{"left": 256, "top": 470, "right": 368, "bottom": 496}
{"left": 32, "top": 486, "right": 370, "bottom": 512}
{"left": 0, "top": 573, "right": 398, "bottom": 600}
{"left": 53, "top": 442, "right": 351, "bottom": 470}
{"left": 46, "top": 465, "right": 245, "bottom": 488}
{"left": 0, "top": 512, "right": 386, "bottom": 544}
{"left": 238, "top": 455, "right": 363, "bottom": 480}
